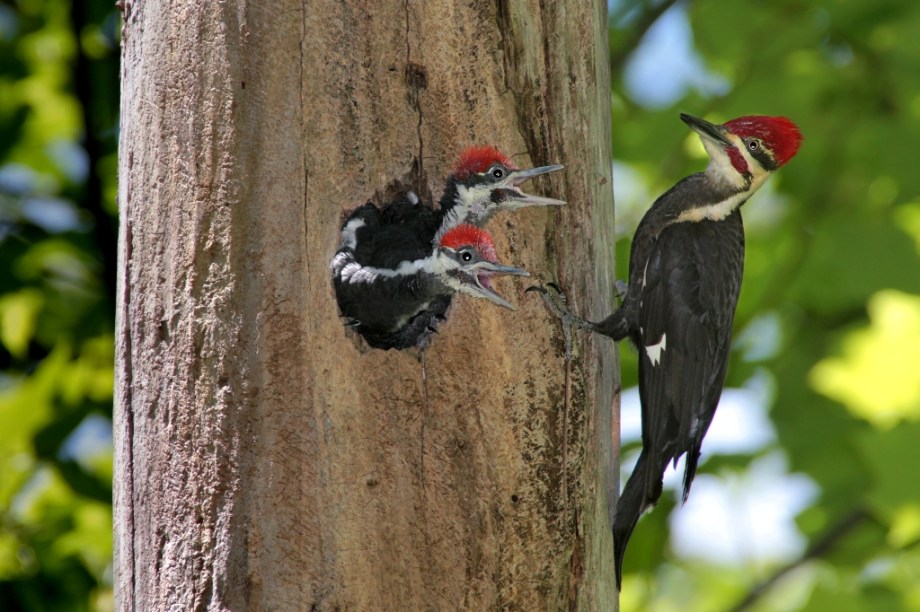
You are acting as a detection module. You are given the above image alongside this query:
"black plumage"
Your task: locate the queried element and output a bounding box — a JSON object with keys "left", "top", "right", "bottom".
{"left": 332, "top": 198, "right": 451, "bottom": 350}
{"left": 594, "top": 175, "right": 746, "bottom": 588}
{"left": 331, "top": 146, "right": 563, "bottom": 350}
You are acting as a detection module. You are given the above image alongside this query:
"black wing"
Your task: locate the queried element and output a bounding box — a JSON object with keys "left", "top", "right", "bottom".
{"left": 348, "top": 197, "right": 437, "bottom": 268}
{"left": 333, "top": 198, "right": 451, "bottom": 350}
{"left": 635, "top": 212, "right": 744, "bottom": 501}
{"left": 613, "top": 212, "right": 744, "bottom": 588}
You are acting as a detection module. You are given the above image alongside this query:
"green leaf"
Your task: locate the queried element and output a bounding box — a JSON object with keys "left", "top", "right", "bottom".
{"left": 809, "top": 290, "right": 920, "bottom": 428}
{"left": 858, "top": 422, "right": 920, "bottom": 514}
{"left": 0, "top": 289, "right": 43, "bottom": 359}
{"left": 787, "top": 214, "right": 920, "bottom": 317}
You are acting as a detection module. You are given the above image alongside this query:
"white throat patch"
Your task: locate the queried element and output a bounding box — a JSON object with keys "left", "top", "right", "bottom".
{"left": 677, "top": 135, "right": 772, "bottom": 223}
{"left": 675, "top": 191, "right": 749, "bottom": 223}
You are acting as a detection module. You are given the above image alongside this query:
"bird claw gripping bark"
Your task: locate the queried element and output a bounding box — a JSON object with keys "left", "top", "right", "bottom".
{"left": 526, "top": 282, "right": 588, "bottom": 361}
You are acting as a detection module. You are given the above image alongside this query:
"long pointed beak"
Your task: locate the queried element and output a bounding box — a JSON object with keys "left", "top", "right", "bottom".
{"left": 463, "top": 261, "right": 530, "bottom": 310}
{"left": 509, "top": 164, "right": 564, "bottom": 186}
{"left": 505, "top": 165, "right": 566, "bottom": 207}
{"left": 680, "top": 113, "right": 733, "bottom": 147}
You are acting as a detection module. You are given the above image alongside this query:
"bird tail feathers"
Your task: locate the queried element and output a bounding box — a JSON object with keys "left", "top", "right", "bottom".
{"left": 613, "top": 450, "right": 664, "bottom": 590}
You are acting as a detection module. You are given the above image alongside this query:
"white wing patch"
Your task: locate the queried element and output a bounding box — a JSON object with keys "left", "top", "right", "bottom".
{"left": 332, "top": 217, "right": 436, "bottom": 282}
{"left": 645, "top": 333, "right": 667, "bottom": 366}
{"left": 339, "top": 218, "right": 365, "bottom": 249}
{"left": 339, "top": 258, "right": 431, "bottom": 284}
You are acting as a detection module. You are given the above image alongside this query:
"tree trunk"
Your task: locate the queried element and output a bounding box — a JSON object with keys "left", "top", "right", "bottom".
{"left": 114, "top": 1, "right": 618, "bottom": 610}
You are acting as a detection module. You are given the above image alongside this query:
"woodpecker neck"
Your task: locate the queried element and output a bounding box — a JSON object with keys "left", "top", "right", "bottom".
{"left": 673, "top": 144, "right": 774, "bottom": 223}
{"left": 438, "top": 177, "right": 495, "bottom": 229}
{"left": 641, "top": 172, "right": 756, "bottom": 228}
{"left": 674, "top": 188, "right": 748, "bottom": 223}
{"left": 434, "top": 207, "right": 463, "bottom": 245}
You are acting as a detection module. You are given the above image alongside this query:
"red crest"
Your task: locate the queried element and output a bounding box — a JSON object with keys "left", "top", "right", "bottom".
{"left": 438, "top": 224, "right": 498, "bottom": 263}
{"left": 452, "top": 146, "right": 517, "bottom": 181}
{"left": 723, "top": 116, "right": 803, "bottom": 167}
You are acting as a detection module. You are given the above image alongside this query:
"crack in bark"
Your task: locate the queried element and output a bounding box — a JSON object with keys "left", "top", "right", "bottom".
{"left": 493, "top": 0, "right": 512, "bottom": 95}
{"left": 304, "top": 169, "right": 310, "bottom": 283}
{"left": 120, "top": 219, "right": 138, "bottom": 610}
{"left": 562, "top": 342, "right": 571, "bottom": 511}
{"left": 538, "top": 0, "right": 555, "bottom": 153}
{"left": 419, "top": 352, "right": 429, "bottom": 491}
{"left": 566, "top": 510, "right": 583, "bottom": 612}
{"left": 301, "top": 2, "right": 309, "bottom": 282}
{"left": 403, "top": 0, "right": 425, "bottom": 193}
{"left": 405, "top": 0, "right": 431, "bottom": 506}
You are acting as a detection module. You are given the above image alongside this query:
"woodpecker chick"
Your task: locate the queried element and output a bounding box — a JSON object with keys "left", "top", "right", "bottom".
{"left": 331, "top": 146, "right": 562, "bottom": 349}
{"left": 532, "top": 113, "right": 802, "bottom": 589}
{"left": 436, "top": 146, "right": 564, "bottom": 239}
{"left": 332, "top": 212, "right": 528, "bottom": 350}
{"left": 353, "top": 147, "right": 564, "bottom": 257}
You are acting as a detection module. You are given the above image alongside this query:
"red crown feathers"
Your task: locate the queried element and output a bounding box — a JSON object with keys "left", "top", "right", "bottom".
{"left": 452, "top": 146, "right": 517, "bottom": 181}
{"left": 437, "top": 224, "right": 498, "bottom": 263}
{"left": 723, "top": 116, "right": 803, "bottom": 167}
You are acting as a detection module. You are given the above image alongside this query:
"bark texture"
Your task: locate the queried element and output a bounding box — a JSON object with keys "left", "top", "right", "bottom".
{"left": 115, "top": 0, "right": 618, "bottom": 610}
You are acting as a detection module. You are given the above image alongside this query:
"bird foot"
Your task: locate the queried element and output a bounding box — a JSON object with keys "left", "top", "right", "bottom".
{"left": 526, "top": 282, "right": 593, "bottom": 361}
{"left": 615, "top": 279, "right": 628, "bottom": 302}
{"left": 526, "top": 283, "right": 594, "bottom": 329}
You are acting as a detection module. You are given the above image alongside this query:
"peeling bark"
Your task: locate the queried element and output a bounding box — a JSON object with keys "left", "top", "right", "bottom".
{"left": 115, "top": 1, "right": 618, "bottom": 610}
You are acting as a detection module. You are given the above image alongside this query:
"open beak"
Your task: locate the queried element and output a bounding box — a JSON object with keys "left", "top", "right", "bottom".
{"left": 680, "top": 113, "right": 733, "bottom": 147}
{"left": 461, "top": 261, "right": 530, "bottom": 310}
{"left": 503, "top": 164, "right": 566, "bottom": 207}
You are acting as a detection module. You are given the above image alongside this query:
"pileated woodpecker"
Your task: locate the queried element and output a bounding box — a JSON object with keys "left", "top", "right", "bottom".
{"left": 332, "top": 146, "right": 563, "bottom": 350}
{"left": 435, "top": 146, "right": 564, "bottom": 237}
{"left": 373, "top": 146, "right": 564, "bottom": 249}
{"left": 533, "top": 113, "right": 802, "bottom": 588}
{"left": 332, "top": 218, "right": 528, "bottom": 349}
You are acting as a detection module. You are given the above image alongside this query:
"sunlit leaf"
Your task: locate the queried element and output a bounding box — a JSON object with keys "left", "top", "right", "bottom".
{"left": 888, "top": 504, "right": 920, "bottom": 549}
{"left": 810, "top": 290, "right": 920, "bottom": 428}
{"left": 0, "top": 288, "right": 43, "bottom": 358}
{"left": 894, "top": 202, "right": 920, "bottom": 254}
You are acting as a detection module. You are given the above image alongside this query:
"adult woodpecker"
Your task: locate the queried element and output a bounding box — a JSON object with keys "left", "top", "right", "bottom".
{"left": 332, "top": 146, "right": 563, "bottom": 350}
{"left": 533, "top": 113, "right": 802, "bottom": 588}
{"left": 332, "top": 214, "right": 529, "bottom": 350}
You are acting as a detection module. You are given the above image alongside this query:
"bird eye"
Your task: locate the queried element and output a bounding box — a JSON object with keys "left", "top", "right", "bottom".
{"left": 748, "top": 140, "right": 760, "bottom": 151}
{"left": 491, "top": 167, "right": 505, "bottom": 179}
{"left": 461, "top": 250, "right": 473, "bottom": 262}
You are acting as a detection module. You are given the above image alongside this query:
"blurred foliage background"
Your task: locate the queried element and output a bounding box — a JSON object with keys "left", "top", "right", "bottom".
{"left": 1, "top": 0, "right": 919, "bottom": 609}
{"left": 0, "top": 0, "right": 118, "bottom": 609}
{"left": 610, "top": 0, "right": 920, "bottom": 610}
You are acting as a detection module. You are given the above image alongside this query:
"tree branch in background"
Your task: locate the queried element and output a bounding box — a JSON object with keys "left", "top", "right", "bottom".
{"left": 729, "top": 507, "right": 873, "bottom": 612}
